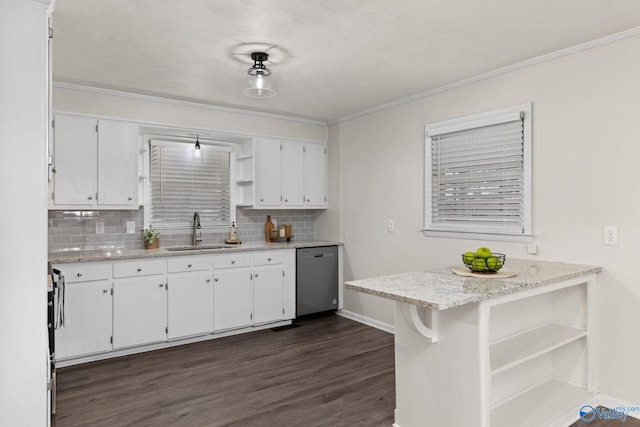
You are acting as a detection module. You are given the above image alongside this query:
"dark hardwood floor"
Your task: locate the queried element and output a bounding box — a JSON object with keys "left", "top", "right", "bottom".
{"left": 53, "top": 315, "right": 396, "bottom": 427}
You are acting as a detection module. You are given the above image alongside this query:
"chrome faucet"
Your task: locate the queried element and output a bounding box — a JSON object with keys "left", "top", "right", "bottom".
{"left": 192, "top": 211, "right": 202, "bottom": 246}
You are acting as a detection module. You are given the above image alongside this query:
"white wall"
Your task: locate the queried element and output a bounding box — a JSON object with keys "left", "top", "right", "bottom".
{"left": 53, "top": 86, "right": 327, "bottom": 142}
{"left": 0, "top": 0, "right": 51, "bottom": 425}
{"left": 330, "top": 34, "right": 640, "bottom": 403}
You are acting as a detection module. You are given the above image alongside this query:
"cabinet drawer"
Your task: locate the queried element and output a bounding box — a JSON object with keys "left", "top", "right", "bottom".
{"left": 167, "top": 255, "right": 211, "bottom": 273}
{"left": 113, "top": 259, "right": 166, "bottom": 278}
{"left": 214, "top": 253, "right": 252, "bottom": 269}
{"left": 253, "top": 251, "right": 283, "bottom": 266}
{"left": 58, "top": 263, "right": 109, "bottom": 283}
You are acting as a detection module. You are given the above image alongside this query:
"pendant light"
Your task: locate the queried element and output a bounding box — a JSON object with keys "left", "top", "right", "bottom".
{"left": 243, "top": 52, "right": 276, "bottom": 98}
{"left": 194, "top": 134, "right": 201, "bottom": 157}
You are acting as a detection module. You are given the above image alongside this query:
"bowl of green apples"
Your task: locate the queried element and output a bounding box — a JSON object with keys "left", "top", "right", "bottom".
{"left": 462, "top": 247, "right": 506, "bottom": 273}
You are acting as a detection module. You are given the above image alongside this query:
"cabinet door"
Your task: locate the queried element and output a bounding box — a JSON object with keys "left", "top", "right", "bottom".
{"left": 213, "top": 268, "right": 252, "bottom": 331}
{"left": 97, "top": 120, "right": 138, "bottom": 207}
{"left": 55, "top": 280, "right": 112, "bottom": 359}
{"left": 167, "top": 273, "right": 212, "bottom": 339}
{"left": 253, "top": 264, "right": 284, "bottom": 324}
{"left": 254, "top": 138, "right": 282, "bottom": 208}
{"left": 113, "top": 277, "right": 167, "bottom": 349}
{"left": 281, "top": 141, "right": 305, "bottom": 207}
{"left": 52, "top": 115, "right": 97, "bottom": 206}
{"left": 304, "top": 143, "right": 327, "bottom": 208}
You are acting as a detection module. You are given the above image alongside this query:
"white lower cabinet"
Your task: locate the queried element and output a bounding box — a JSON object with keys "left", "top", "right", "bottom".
{"left": 113, "top": 276, "right": 167, "bottom": 349}
{"left": 167, "top": 255, "right": 213, "bottom": 340}
{"left": 55, "top": 279, "right": 112, "bottom": 359}
{"left": 54, "top": 248, "right": 299, "bottom": 363}
{"left": 253, "top": 264, "right": 284, "bottom": 324}
{"left": 212, "top": 267, "right": 253, "bottom": 331}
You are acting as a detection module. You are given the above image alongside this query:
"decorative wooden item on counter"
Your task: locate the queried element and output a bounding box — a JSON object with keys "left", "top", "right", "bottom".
{"left": 264, "top": 215, "right": 274, "bottom": 242}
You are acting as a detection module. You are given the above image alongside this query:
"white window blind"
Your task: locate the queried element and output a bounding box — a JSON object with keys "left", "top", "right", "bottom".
{"left": 149, "top": 140, "right": 231, "bottom": 229}
{"left": 424, "top": 104, "right": 532, "bottom": 241}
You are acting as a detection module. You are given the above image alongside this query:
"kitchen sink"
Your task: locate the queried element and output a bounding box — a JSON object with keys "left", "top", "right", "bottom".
{"left": 165, "top": 245, "right": 230, "bottom": 251}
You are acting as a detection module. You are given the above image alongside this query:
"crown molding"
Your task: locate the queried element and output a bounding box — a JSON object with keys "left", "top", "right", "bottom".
{"left": 52, "top": 81, "right": 328, "bottom": 126}
{"left": 330, "top": 25, "right": 640, "bottom": 125}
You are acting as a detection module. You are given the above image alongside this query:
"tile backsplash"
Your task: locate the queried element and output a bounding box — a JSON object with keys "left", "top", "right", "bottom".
{"left": 48, "top": 207, "right": 320, "bottom": 253}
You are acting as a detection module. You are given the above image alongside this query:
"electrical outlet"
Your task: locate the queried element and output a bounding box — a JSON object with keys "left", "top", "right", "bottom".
{"left": 388, "top": 219, "right": 395, "bottom": 233}
{"left": 126, "top": 221, "right": 136, "bottom": 234}
{"left": 95, "top": 221, "right": 104, "bottom": 234}
{"left": 603, "top": 225, "right": 618, "bottom": 246}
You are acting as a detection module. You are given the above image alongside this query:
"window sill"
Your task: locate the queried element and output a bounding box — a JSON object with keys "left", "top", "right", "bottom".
{"left": 422, "top": 229, "right": 533, "bottom": 243}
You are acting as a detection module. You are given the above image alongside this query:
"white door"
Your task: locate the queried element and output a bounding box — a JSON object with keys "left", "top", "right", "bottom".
{"left": 304, "top": 143, "right": 327, "bottom": 208}
{"left": 213, "top": 268, "right": 252, "bottom": 331}
{"left": 52, "top": 115, "right": 97, "bottom": 206}
{"left": 254, "top": 138, "right": 282, "bottom": 208}
{"left": 253, "top": 265, "right": 284, "bottom": 324}
{"left": 55, "top": 280, "right": 112, "bottom": 359}
{"left": 97, "top": 120, "right": 138, "bottom": 207}
{"left": 167, "top": 273, "right": 212, "bottom": 339}
{"left": 113, "top": 277, "right": 167, "bottom": 349}
{"left": 281, "top": 141, "right": 305, "bottom": 207}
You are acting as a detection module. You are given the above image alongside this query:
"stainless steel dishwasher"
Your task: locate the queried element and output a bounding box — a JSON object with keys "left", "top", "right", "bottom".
{"left": 296, "top": 246, "right": 338, "bottom": 317}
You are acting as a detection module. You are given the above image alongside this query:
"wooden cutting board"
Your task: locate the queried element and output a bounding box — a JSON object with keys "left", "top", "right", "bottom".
{"left": 451, "top": 267, "right": 517, "bottom": 279}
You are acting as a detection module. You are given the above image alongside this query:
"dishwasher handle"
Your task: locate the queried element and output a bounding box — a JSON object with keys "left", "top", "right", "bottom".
{"left": 314, "top": 253, "right": 324, "bottom": 258}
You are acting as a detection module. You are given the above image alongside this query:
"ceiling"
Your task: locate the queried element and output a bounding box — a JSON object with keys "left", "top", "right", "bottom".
{"left": 52, "top": 0, "right": 640, "bottom": 123}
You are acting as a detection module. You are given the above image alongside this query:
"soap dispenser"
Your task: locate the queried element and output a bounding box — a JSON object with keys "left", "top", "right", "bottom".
{"left": 225, "top": 221, "right": 241, "bottom": 244}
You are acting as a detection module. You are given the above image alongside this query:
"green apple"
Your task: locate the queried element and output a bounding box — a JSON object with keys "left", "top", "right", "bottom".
{"left": 486, "top": 256, "right": 503, "bottom": 271}
{"left": 462, "top": 251, "right": 476, "bottom": 264}
{"left": 470, "top": 258, "right": 487, "bottom": 271}
{"left": 476, "top": 247, "right": 492, "bottom": 258}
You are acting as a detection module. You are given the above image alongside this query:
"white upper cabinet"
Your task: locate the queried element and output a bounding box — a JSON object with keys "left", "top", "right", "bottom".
{"left": 50, "top": 114, "right": 139, "bottom": 210}
{"left": 97, "top": 120, "right": 139, "bottom": 207}
{"left": 252, "top": 138, "right": 327, "bottom": 209}
{"left": 281, "top": 141, "right": 305, "bottom": 207}
{"left": 303, "top": 143, "right": 327, "bottom": 208}
{"left": 254, "top": 138, "right": 283, "bottom": 208}
{"left": 51, "top": 115, "right": 97, "bottom": 206}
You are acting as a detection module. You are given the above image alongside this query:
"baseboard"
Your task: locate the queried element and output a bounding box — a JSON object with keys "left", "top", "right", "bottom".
{"left": 337, "top": 309, "right": 394, "bottom": 334}
{"left": 597, "top": 394, "right": 640, "bottom": 421}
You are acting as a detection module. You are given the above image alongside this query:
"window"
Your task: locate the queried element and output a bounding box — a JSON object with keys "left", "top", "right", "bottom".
{"left": 424, "top": 103, "right": 532, "bottom": 242}
{"left": 148, "top": 139, "right": 232, "bottom": 230}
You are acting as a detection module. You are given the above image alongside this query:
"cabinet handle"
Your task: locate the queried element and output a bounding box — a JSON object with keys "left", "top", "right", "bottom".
{"left": 137, "top": 267, "right": 142, "bottom": 272}
{"left": 267, "top": 258, "right": 271, "bottom": 262}
{"left": 87, "top": 195, "right": 93, "bottom": 200}
{"left": 260, "top": 198, "right": 264, "bottom": 202}
{"left": 187, "top": 264, "right": 192, "bottom": 268}
{"left": 206, "top": 278, "right": 211, "bottom": 283}
{"left": 103, "top": 289, "right": 109, "bottom": 294}
{"left": 128, "top": 196, "right": 133, "bottom": 201}
{"left": 77, "top": 272, "right": 82, "bottom": 277}
{"left": 284, "top": 198, "right": 288, "bottom": 202}
{"left": 214, "top": 278, "right": 219, "bottom": 282}
{"left": 159, "top": 283, "right": 164, "bottom": 288}
{"left": 307, "top": 198, "right": 311, "bottom": 203}
{"left": 231, "top": 260, "right": 235, "bottom": 265}
{"left": 254, "top": 273, "right": 259, "bottom": 278}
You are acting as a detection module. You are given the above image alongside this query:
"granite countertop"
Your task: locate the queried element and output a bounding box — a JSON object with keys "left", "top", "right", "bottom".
{"left": 344, "top": 259, "right": 602, "bottom": 311}
{"left": 49, "top": 240, "right": 341, "bottom": 264}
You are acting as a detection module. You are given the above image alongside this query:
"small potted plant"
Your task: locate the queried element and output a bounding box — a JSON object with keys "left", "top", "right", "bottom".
{"left": 143, "top": 228, "right": 161, "bottom": 249}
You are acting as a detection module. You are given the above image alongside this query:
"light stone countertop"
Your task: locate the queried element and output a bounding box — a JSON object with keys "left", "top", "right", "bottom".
{"left": 48, "top": 240, "right": 341, "bottom": 264}
{"left": 344, "top": 259, "right": 602, "bottom": 311}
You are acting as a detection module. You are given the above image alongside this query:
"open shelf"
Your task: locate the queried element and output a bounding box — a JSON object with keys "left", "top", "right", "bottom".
{"left": 491, "top": 378, "right": 595, "bottom": 427}
{"left": 235, "top": 154, "right": 253, "bottom": 161}
{"left": 235, "top": 179, "right": 254, "bottom": 184}
{"left": 490, "top": 323, "right": 586, "bottom": 375}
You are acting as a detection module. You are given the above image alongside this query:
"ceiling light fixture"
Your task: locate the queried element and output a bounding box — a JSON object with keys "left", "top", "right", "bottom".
{"left": 243, "top": 52, "right": 276, "bottom": 98}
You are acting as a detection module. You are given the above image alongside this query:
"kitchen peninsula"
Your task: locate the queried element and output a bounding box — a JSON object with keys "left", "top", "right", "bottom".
{"left": 345, "top": 259, "right": 601, "bottom": 427}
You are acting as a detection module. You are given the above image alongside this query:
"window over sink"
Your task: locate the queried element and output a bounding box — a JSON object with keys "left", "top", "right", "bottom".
{"left": 145, "top": 138, "right": 233, "bottom": 231}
